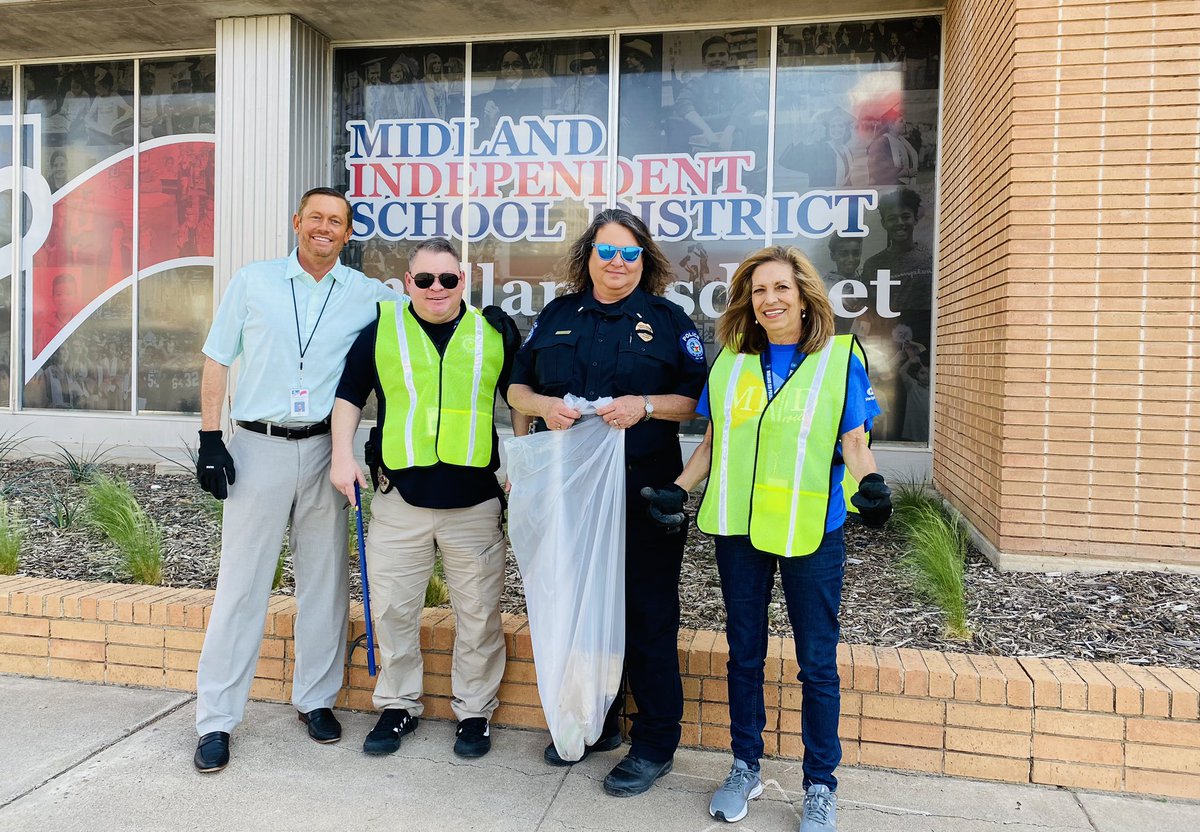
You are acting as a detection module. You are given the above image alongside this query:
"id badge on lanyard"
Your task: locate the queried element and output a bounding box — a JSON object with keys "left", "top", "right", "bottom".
{"left": 289, "top": 387, "right": 310, "bottom": 417}
{"left": 290, "top": 277, "right": 336, "bottom": 420}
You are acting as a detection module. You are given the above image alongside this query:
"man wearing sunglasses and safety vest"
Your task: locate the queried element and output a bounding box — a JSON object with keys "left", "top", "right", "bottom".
{"left": 330, "top": 237, "right": 521, "bottom": 760}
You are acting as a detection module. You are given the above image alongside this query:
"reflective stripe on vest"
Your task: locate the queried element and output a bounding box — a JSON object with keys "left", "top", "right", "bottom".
{"left": 697, "top": 335, "right": 858, "bottom": 557}
{"left": 375, "top": 301, "right": 503, "bottom": 470}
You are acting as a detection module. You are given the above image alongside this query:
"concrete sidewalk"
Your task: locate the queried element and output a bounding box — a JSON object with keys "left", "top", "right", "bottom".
{"left": 1, "top": 675, "right": 1197, "bottom": 832}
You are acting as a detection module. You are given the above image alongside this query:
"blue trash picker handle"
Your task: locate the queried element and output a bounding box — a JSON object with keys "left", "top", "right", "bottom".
{"left": 354, "top": 481, "right": 377, "bottom": 677}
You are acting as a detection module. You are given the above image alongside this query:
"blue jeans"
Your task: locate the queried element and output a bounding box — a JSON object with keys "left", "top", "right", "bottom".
{"left": 714, "top": 527, "right": 845, "bottom": 790}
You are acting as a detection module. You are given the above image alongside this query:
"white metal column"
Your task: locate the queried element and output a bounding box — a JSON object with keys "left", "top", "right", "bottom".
{"left": 213, "top": 14, "right": 331, "bottom": 302}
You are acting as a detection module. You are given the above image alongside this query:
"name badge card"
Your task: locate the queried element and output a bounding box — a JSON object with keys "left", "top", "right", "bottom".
{"left": 289, "top": 387, "right": 310, "bottom": 418}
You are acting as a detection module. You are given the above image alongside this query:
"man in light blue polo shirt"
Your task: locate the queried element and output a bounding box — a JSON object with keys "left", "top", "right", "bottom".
{"left": 192, "top": 187, "right": 401, "bottom": 773}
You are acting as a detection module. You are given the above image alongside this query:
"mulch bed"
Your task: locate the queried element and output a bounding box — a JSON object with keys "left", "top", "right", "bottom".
{"left": 4, "top": 458, "right": 1198, "bottom": 667}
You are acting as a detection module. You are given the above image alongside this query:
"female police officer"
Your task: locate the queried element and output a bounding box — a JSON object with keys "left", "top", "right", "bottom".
{"left": 508, "top": 208, "right": 707, "bottom": 797}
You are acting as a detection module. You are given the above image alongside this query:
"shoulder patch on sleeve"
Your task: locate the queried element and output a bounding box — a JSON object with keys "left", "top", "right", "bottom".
{"left": 680, "top": 330, "right": 706, "bottom": 363}
{"left": 522, "top": 318, "right": 539, "bottom": 347}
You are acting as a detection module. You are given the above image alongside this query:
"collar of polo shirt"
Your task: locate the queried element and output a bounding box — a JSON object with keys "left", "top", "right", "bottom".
{"left": 285, "top": 248, "right": 351, "bottom": 283}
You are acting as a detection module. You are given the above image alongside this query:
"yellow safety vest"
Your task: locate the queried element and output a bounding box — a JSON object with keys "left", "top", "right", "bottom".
{"left": 697, "top": 334, "right": 863, "bottom": 556}
{"left": 375, "top": 301, "right": 503, "bottom": 470}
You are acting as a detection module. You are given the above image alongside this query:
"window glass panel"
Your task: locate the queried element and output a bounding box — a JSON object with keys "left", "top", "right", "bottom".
{"left": 468, "top": 37, "right": 610, "bottom": 431}
{"left": 467, "top": 37, "right": 609, "bottom": 327}
{"left": 0, "top": 67, "right": 13, "bottom": 406}
{"left": 334, "top": 44, "right": 467, "bottom": 279}
{"left": 23, "top": 61, "right": 135, "bottom": 411}
{"left": 137, "top": 56, "right": 216, "bottom": 413}
{"left": 774, "top": 17, "right": 940, "bottom": 443}
{"left": 333, "top": 45, "right": 468, "bottom": 422}
{"left": 617, "top": 29, "right": 771, "bottom": 433}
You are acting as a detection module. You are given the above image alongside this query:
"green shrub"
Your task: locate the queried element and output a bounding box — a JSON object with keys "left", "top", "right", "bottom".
{"left": 151, "top": 438, "right": 199, "bottom": 477}
{"left": 891, "top": 475, "right": 941, "bottom": 518}
{"left": 425, "top": 556, "right": 450, "bottom": 607}
{"left": 43, "top": 483, "right": 81, "bottom": 529}
{"left": 200, "top": 494, "right": 223, "bottom": 522}
{"left": 0, "top": 429, "right": 30, "bottom": 466}
{"left": 85, "top": 474, "right": 162, "bottom": 585}
{"left": 274, "top": 544, "right": 289, "bottom": 591}
{"left": 0, "top": 497, "right": 24, "bottom": 575}
{"left": 52, "top": 441, "right": 113, "bottom": 484}
{"left": 896, "top": 499, "right": 972, "bottom": 641}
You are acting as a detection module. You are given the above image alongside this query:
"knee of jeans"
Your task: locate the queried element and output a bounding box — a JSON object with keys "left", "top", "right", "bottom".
{"left": 796, "top": 663, "right": 840, "bottom": 689}
{"left": 726, "top": 654, "right": 767, "bottom": 675}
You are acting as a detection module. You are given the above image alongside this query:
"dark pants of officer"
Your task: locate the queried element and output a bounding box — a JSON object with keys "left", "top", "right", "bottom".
{"left": 603, "top": 454, "right": 687, "bottom": 764}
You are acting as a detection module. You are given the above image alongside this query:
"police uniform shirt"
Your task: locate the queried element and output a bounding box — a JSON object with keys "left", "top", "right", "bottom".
{"left": 336, "top": 302, "right": 516, "bottom": 510}
{"left": 510, "top": 288, "right": 708, "bottom": 462}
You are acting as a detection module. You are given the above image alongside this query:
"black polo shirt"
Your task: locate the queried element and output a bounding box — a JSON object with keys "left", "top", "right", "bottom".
{"left": 336, "top": 302, "right": 515, "bottom": 510}
{"left": 510, "top": 288, "right": 707, "bottom": 464}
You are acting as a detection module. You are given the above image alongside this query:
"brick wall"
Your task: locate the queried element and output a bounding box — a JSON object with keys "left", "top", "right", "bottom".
{"left": 937, "top": 0, "right": 1200, "bottom": 567}
{"left": 3, "top": 576, "right": 1199, "bottom": 799}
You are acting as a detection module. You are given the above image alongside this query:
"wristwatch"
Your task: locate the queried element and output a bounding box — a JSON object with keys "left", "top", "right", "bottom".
{"left": 642, "top": 395, "right": 655, "bottom": 422}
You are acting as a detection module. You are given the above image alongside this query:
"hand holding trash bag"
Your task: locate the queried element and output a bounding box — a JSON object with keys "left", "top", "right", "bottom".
{"left": 640, "top": 484, "right": 688, "bottom": 530}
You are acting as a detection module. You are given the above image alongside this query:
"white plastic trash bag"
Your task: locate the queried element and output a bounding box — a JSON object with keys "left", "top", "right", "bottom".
{"left": 505, "top": 395, "right": 626, "bottom": 762}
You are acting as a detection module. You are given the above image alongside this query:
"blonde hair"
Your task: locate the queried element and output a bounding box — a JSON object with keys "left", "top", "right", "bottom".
{"left": 716, "top": 246, "right": 835, "bottom": 355}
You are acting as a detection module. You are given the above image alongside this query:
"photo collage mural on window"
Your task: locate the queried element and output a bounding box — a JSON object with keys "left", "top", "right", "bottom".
{"left": 14, "top": 56, "right": 215, "bottom": 413}
{"left": 332, "top": 17, "right": 941, "bottom": 442}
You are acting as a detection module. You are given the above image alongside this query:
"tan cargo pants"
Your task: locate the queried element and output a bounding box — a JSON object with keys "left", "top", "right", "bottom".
{"left": 366, "top": 489, "right": 507, "bottom": 720}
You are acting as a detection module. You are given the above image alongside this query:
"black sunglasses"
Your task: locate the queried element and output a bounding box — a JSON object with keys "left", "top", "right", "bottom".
{"left": 410, "top": 272, "right": 461, "bottom": 289}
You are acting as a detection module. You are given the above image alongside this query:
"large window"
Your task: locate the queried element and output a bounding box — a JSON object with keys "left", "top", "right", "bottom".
{"left": 12, "top": 57, "right": 214, "bottom": 413}
{"left": 1, "top": 66, "right": 13, "bottom": 407}
{"left": 333, "top": 18, "right": 941, "bottom": 443}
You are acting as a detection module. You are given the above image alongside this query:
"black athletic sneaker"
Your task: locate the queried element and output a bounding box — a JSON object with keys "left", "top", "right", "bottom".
{"left": 362, "top": 708, "right": 418, "bottom": 755}
{"left": 454, "top": 717, "right": 491, "bottom": 758}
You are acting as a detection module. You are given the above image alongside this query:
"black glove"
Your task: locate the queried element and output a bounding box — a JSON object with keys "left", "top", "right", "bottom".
{"left": 196, "top": 430, "right": 236, "bottom": 500}
{"left": 851, "top": 472, "right": 892, "bottom": 528}
{"left": 640, "top": 484, "right": 688, "bottom": 530}
{"left": 363, "top": 428, "right": 381, "bottom": 492}
{"left": 482, "top": 305, "right": 520, "bottom": 354}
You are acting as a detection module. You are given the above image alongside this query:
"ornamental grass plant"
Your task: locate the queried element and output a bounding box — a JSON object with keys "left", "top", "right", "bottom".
{"left": 0, "top": 496, "right": 24, "bottom": 575}
{"left": 891, "top": 478, "right": 972, "bottom": 641}
{"left": 85, "top": 474, "right": 163, "bottom": 585}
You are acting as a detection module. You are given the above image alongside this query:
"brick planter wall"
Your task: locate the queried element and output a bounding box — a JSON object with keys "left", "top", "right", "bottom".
{"left": 1, "top": 576, "right": 1198, "bottom": 800}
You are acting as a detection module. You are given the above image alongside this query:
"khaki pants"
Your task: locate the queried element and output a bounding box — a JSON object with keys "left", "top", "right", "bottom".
{"left": 367, "top": 489, "right": 507, "bottom": 720}
{"left": 196, "top": 429, "right": 349, "bottom": 735}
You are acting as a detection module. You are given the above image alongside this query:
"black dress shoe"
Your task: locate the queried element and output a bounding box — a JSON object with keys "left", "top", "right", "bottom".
{"left": 363, "top": 708, "right": 418, "bottom": 755}
{"left": 298, "top": 707, "right": 342, "bottom": 743}
{"left": 543, "top": 729, "right": 623, "bottom": 766}
{"left": 603, "top": 754, "right": 673, "bottom": 797}
{"left": 194, "top": 731, "right": 230, "bottom": 773}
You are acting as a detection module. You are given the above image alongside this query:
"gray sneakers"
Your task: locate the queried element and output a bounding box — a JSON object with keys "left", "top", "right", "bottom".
{"left": 708, "top": 758, "right": 763, "bottom": 822}
{"left": 799, "top": 784, "right": 837, "bottom": 832}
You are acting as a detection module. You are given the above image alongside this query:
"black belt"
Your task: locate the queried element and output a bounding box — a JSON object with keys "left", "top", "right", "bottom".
{"left": 237, "top": 418, "right": 330, "bottom": 440}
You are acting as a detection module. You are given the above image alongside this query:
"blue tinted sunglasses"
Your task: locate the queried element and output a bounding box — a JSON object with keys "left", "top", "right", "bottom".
{"left": 593, "top": 243, "right": 643, "bottom": 262}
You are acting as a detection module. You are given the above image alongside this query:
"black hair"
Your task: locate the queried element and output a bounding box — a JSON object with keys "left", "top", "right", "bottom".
{"left": 701, "top": 36, "right": 730, "bottom": 59}
{"left": 877, "top": 188, "right": 922, "bottom": 218}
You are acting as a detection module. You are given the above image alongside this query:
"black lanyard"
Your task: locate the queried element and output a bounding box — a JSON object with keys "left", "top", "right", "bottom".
{"left": 761, "top": 346, "right": 804, "bottom": 401}
{"left": 290, "top": 277, "right": 336, "bottom": 375}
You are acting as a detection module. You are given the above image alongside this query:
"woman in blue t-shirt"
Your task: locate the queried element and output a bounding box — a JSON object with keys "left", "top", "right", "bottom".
{"left": 641, "top": 245, "right": 892, "bottom": 831}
